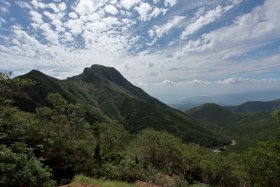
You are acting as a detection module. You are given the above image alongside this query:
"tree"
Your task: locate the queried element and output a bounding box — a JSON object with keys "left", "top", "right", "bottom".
{"left": 272, "top": 109, "right": 280, "bottom": 121}
{"left": 34, "top": 93, "right": 95, "bottom": 183}
{"left": 0, "top": 72, "right": 35, "bottom": 105}
{"left": 36, "top": 93, "right": 91, "bottom": 141}
{"left": 0, "top": 143, "right": 55, "bottom": 187}
{"left": 243, "top": 139, "right": 280, "bottom": 186}
{"left": 129, "top": 129, "right": 184, "bottom": 173}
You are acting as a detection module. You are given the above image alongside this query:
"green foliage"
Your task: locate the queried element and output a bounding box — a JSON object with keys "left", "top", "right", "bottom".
{"left": 228, "top": 100, "right": 280, "bottom": 113}
{"left": 34, "top": 93, "right": 97, "bottom": 183}
{"left": 73, "top": 175, "right": 137, "bottom": 187}
{"left": 36, "top": 93, "right": 91, "bottom": 141}
{"left": 1, "top": 67, "right": 280, "bottom": 186}
{"left": 0, "top": 72, "right": 35, "bottom": 105}
{"left": 17, "top": 66, "right": 224, "bottom": 146}
{"left": 0, "top": 143, "right": 55, "bottom": 187}
{"left": 97, "top": 121, "right": 131, "bottom": 154}
{"left": 272, "top": 109, "right": 280, "bottom": 121}
{"left": 187, "top": 103, "right": 280, "bottom": 152}
{"left": 129, "top": 129, "right": 184, "bottom": 173}
{"left": 243, "top": 139, "right": 280, "bottom": 186}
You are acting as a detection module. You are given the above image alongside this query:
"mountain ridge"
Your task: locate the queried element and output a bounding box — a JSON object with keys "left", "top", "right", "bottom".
{"left": 14, "top": 64, "right": 224, "bottom": 146}
{"left": 186, "top": 102, "right": 280, "bottom": 151}
{"left": 226, "top": 99, "right": 280, "bottom": 113}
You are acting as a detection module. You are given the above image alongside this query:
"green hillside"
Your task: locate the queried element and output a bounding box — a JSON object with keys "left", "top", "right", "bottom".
{"left": 186, "top": 103, "right": 280, "bottom": 151}
{"left": 14, "top": 65, "right": 225, "bottom": 146}
{"left": 2, "top": 71, "right": 280, "bottom": 187}
{"left": 226, "top": 100, "right": 280, "bottom": 113}
{"left": 186, "top": 103, "right": 242, "bottom": 125}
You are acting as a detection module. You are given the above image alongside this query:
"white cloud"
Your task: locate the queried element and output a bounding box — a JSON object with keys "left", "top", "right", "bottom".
{"left": 39, "top": 23, "right": 59, "bottom": 44}
{"left": 104, "top": 4, "right": 119, "bottom": 15}
{"left": 151, "top": 16, "right": 185, "bottom": 38}
{"left": 149, "top": 7, "right": 167, "bottom": 20}
{"left": 75, "top": 0, "right": 100, "bottom": 16}
{"left": 43, "top": 11, "right": 64, "bottom": 32}
{"left": 161, "top": 79, "right": 175, "bottom": 86}
{"left": 218, "top": 77, "right": 246, "bottom": 84}
{"left": 191, "top": 79, "right": 208, "bottom": 85}
{"left": 120, "top": 0, "right": 141, "bottom": 10}
{"left": 48, "top": 3, "right": 60, "bottom": 13}
{"left": 164, "top": 0, "right": 177, "bottom": 7}
{"left": 181, "top": 0, "right": 280, "bottom": 53}
{"left": 68, "top": 12, "right": 78, "bottom": 19}
{"left": 15, "top": 1, "right": 32, "bottom": 9}
{"left": 135, "top": 2, "right": 153, "bottom": 21}
{"left": 181, "top": 3, "right": 237, "bottom": 39}
{"left": 1, "top": 0, "right": 280, "bottom": 103}
{"left": 0, "top": 18, "right": 5, "bottom": 27}
{"left": 30, "top": 0, "right": 39, "bottom": 9}
{"left": 0, "top": 6, "right": 9, "bottom": 13}
{"left": 64, "top": 19, "right": 83, "bottom": 35}
{"left": 30, "top": 10, "right": 43, "bottom": 25}
{"left": 58, "top": 2, "right": 66, "bottom": 11}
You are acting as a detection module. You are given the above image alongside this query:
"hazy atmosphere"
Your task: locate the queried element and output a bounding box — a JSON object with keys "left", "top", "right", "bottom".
{"left": 1, "top": 0, "right": 280, "bottom": 102}
{"left": 1, "top": 1, "right": 280, "bottom": 186}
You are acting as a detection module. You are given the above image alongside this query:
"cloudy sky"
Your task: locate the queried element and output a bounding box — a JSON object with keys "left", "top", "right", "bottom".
{"left": 0, "top": 0, "right": 280, "bottom": 103}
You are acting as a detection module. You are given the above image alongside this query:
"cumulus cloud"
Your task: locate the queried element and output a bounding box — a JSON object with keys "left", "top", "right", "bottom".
{"left": 164, "top": 0, "right": 177, "bottom": 7}
{"left": 58, "top": 2, "right": 66, "bottom": 11}
{"left": 75, "top": 0, "right": 100, "bottom": 16}
{"left": 15, "top": 1, "right": 32, "bottom": 9}
{"left": 135, "top": 2, "right": 153, "bottom": 21}
{"left": 120, "top": 0, "right": 141, "bottom": 10}
{"left": 30, "top": 10, "right": 43, "bottom": 25}
{"left": 150, "top": 16, "right": 185, "bottom": 38}
{"left": 104, "top": 4, "right": 119, "bottom": 15}
{"left": 181, "top": 0, "right": 280, "bottom": 53}
{"left": 181, "top": 2, "right": 240, "bottom": 39}
{"left": 0, "top": 0, "right": 280, "bottom": 102}
{"left": 68, "top": 12, "right": 78, "bottom": 19}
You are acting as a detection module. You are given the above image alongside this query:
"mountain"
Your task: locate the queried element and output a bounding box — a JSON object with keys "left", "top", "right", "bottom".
{"left": 186, "top": 103, "right": 280, "bottom": 151}
{"left": 171, "top": 90, "right": 280, "bottom": 111}
{"left": 15, "top": 64, "right": 224, "bottom": 146}
{"left": 226, "top": 99, "right": 280, "bottom": 113}
{"left": 186, "top": 103, "right": 242, "bottom": 125}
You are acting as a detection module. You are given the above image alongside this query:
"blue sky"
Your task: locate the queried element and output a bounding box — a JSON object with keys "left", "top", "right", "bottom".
{"left": 0, "top": 0, "right": 280, "bottom": 103}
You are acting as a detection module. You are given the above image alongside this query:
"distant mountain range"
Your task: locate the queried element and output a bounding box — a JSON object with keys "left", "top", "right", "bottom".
{"left": 226, "top": 99, "right": 280, "bottom": 113}
{"left": 15, "top": 64, "right": 224, "bottom": 146}
{"left": 186, "top": 103, "right": 280, "bottom": 151}
{"left": 171, "top": 90, "right": 280, "bottom": 111}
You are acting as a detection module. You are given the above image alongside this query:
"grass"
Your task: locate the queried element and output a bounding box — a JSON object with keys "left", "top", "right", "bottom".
{"left": 72, "top": 175, "right": 137, "bottom": 187}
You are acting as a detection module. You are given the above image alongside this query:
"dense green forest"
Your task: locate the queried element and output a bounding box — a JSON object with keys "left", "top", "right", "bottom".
{"left": 1, "top": 69, "right": 280, "bottom": 187}
{"left": 186, "top": 103, "right": 280, "bottom": 152}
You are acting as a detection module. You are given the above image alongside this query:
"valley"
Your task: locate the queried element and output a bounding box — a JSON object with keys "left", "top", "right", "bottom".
{"left": 1, "top": 66, "right": 280, "bottom": 187}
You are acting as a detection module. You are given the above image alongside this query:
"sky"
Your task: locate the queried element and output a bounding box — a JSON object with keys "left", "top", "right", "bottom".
{"left": 0, "top": 0, "right": 280, "bottom": 103}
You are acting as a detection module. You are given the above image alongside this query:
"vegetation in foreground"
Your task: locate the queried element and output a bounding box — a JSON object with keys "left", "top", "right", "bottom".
{"left": 1, "top": 71, "right": 280, "bottom": 187}
{"left": 72, "top": 175, "right": 136, "bottom": 187}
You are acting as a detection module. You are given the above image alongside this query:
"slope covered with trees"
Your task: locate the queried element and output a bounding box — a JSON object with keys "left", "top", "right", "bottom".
{"left": 186, "top": 103, "right": 280, "bottom": 151}
{"left": 226, "top": 100, "right": 280, "bottom": 113}
{"left": 1, "top": 68, "right": 280, "bottom": 186}
{"left": 15, "top": 65, "right": 224, "bottom": 146}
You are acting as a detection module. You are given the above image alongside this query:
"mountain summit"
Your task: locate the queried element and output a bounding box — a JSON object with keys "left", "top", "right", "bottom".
{"left": 16, "top": 64, "right": 225, "bottom": 146}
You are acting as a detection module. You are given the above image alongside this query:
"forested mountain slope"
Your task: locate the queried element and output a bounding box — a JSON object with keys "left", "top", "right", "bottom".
{"left": 15, "top": 64, "right": 224, "bottom": 146}
{"left": 226, "top": 99, "right": 280, "bottom": 113}
{"left": 186, "top": 103, "right": 280, "bottom": 151}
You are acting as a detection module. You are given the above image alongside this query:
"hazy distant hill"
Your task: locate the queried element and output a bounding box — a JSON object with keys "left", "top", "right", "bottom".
{"left": 171, "top": 90, "right": 280, "bottom": 111}
{"left": 186, "top": 103, "right": 280, "bottom": 151}
{"left": 186, "top": 103, "right": 242, "bottom": 125}
{"left": 226, "top": 100, "right": 280, "bottom": 113}
{"left": 15, "top": 64, "right": 224, "bottom": 146}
